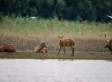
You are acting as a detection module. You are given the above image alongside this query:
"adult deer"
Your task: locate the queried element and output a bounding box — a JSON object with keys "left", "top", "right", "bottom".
{"left": 104, "top": 34, "right": 112, "bottom": 52}
{"left": 0, "top": 33, "right": 16, "bottom": 52}
{"left": 57, "top": 36, "right": 75, "bottom": 56}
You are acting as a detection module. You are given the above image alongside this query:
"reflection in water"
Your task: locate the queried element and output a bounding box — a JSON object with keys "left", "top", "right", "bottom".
{"left": 0, "top": 59, "right": 112, "bottom": 82}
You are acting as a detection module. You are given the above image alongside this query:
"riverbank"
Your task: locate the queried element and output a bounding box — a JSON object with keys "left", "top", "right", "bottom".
{"left": 0, "top": 52, "right": 112, "bottom": 60}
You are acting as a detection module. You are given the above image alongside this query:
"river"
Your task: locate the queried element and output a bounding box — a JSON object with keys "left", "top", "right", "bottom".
{"left": 0, "top": 59, "right": 112, "bottom": 82}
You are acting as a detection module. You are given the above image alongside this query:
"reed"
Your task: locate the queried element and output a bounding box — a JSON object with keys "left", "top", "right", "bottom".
{"left": 0, "top": 16, "right": 112, "bottom": 52}
{"left": 1, "top": 16, "right": 112, "bottom": 34}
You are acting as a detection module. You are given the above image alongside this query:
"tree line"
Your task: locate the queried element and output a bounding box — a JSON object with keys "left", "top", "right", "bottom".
{"left": 0, "top": 0, "right": 112, "bottom": 22}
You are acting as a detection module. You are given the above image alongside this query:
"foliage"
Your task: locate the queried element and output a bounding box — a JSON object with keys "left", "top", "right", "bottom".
{"left": 0, "top": 0, "right": 112, "bottom": 22}
{"left": 0, "top": 16, "right": 112, "bottom": 33}
{"left": 0, "top": 17, "right": 112, "bottom": 52}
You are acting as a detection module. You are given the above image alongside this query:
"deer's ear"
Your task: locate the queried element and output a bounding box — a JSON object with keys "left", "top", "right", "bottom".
{"left": 58, "top": 35, "right": 60, "bottom": 38}
{"left": 41, "top": 40, "right": 43, "bottom": 43}
{"left": 41, "top": 40, "right": 45, "bottom": 43}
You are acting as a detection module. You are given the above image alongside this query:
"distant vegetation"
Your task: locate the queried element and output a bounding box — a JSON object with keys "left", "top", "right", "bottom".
{"left": 0, "top": 0, "right": 112, "bottom": 55}
{"left": 0, "top": 16, "right": 112, "bottom": 34}
{"left": 0, "top": 0, "right": 112, "bottom": 22}
{"left": 0, "top": 17, "right": 112, "bottom": 52}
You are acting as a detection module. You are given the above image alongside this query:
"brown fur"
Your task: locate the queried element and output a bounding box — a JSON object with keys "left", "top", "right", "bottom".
{"left": 0, "top": 33, "right": 16, "bottom": 53}
{"left": 104, "top": 39, "right": 112, "bottom": 52}
{"left": 34, "top": 41, "right": 48, "bottom": 54}
{"left": 0, "top": 44, "right": 16, "bottom": 52}
{"left": 57, "top": 36, "right": 75, "bottom": 56}
{"left": 41, "top": 47, "right": 48, "bottom": 54}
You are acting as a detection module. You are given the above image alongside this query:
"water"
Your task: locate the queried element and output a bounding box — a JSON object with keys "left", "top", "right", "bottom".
{"left": 0, "top": 59, "right": 112, "bottom": 82}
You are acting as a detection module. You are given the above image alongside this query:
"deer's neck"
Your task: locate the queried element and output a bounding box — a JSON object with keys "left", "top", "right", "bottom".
{"left": 39, "top": 44, "right": 45, "bottom": 50}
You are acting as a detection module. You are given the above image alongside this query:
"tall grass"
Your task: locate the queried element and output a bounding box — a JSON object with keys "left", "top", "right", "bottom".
{"left": 0, "top": 16, "right": 112, "bottom": 52}
{"left": 0, "top": 16, "right": 112, "bottom": 34}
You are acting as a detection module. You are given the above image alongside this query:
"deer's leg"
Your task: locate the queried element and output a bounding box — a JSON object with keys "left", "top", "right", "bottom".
{"left": 46, "top": 50, "right": 48, "bottom": 54}
{"left": 63, "top": 47, "right": 65, "bottom": 55}
{"left": 57, "top": 46, "right": 61, "bottom": 55}
{"left": 43, "top": 51, "right": 46, "bottom": 55}
{"left": 45, "top": 49, "right": 48, "bottom": 55}
{"left": 72, "top": 47, "right": 74, "bottom": 55}
{"left": 41, "top": 50, "right": 46, "bottom": 55}
{"left": 71, "top": 46, "right": 74, "bottom": 56}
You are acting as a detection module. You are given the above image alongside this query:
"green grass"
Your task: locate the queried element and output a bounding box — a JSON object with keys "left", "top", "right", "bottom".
{"left": 0, "top": 16, "right": 112, "bottom": 34}
{"left": 0, "top": 53, "right": 112, "bottom": 60}
{"left": 0, "top": 16, "right": 112, "bottom": 52}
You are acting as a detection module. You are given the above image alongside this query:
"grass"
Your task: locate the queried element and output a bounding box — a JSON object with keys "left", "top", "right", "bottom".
{"left": 1, "top": 16, "right": 112, "bottom": 34}
{"left": 0, "top": 53, "right": 112, "bottom": 60}
{"left": 0, "top": 16, "right": 112, "bottom": 52}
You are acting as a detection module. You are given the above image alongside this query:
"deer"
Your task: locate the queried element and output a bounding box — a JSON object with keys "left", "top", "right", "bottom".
{"left": 104, "top": 33, "right": 112, "bottom": 52}
{"left": 34, "top": 41, "right": 48, "bottom": 54}
{"left": 57, "top": 35, "right": 75, "bottom": 56}
{"left": 0, "top": 33, "right": 16, "bottom": 52}
{"left": 41, "top": 47, "right": 48, "bottom": 54}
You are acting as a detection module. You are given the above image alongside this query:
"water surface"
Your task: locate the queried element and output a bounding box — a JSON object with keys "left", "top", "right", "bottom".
{"left": 0, "top": 59, "right": 112, "bottom": 82}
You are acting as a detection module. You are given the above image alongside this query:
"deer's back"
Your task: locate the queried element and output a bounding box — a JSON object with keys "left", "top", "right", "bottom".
{"left": 60, "top": 38, "right": 74, "bottom": 46}
{"left": 0, "top": 44, "right": 16, "bottom": 52}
